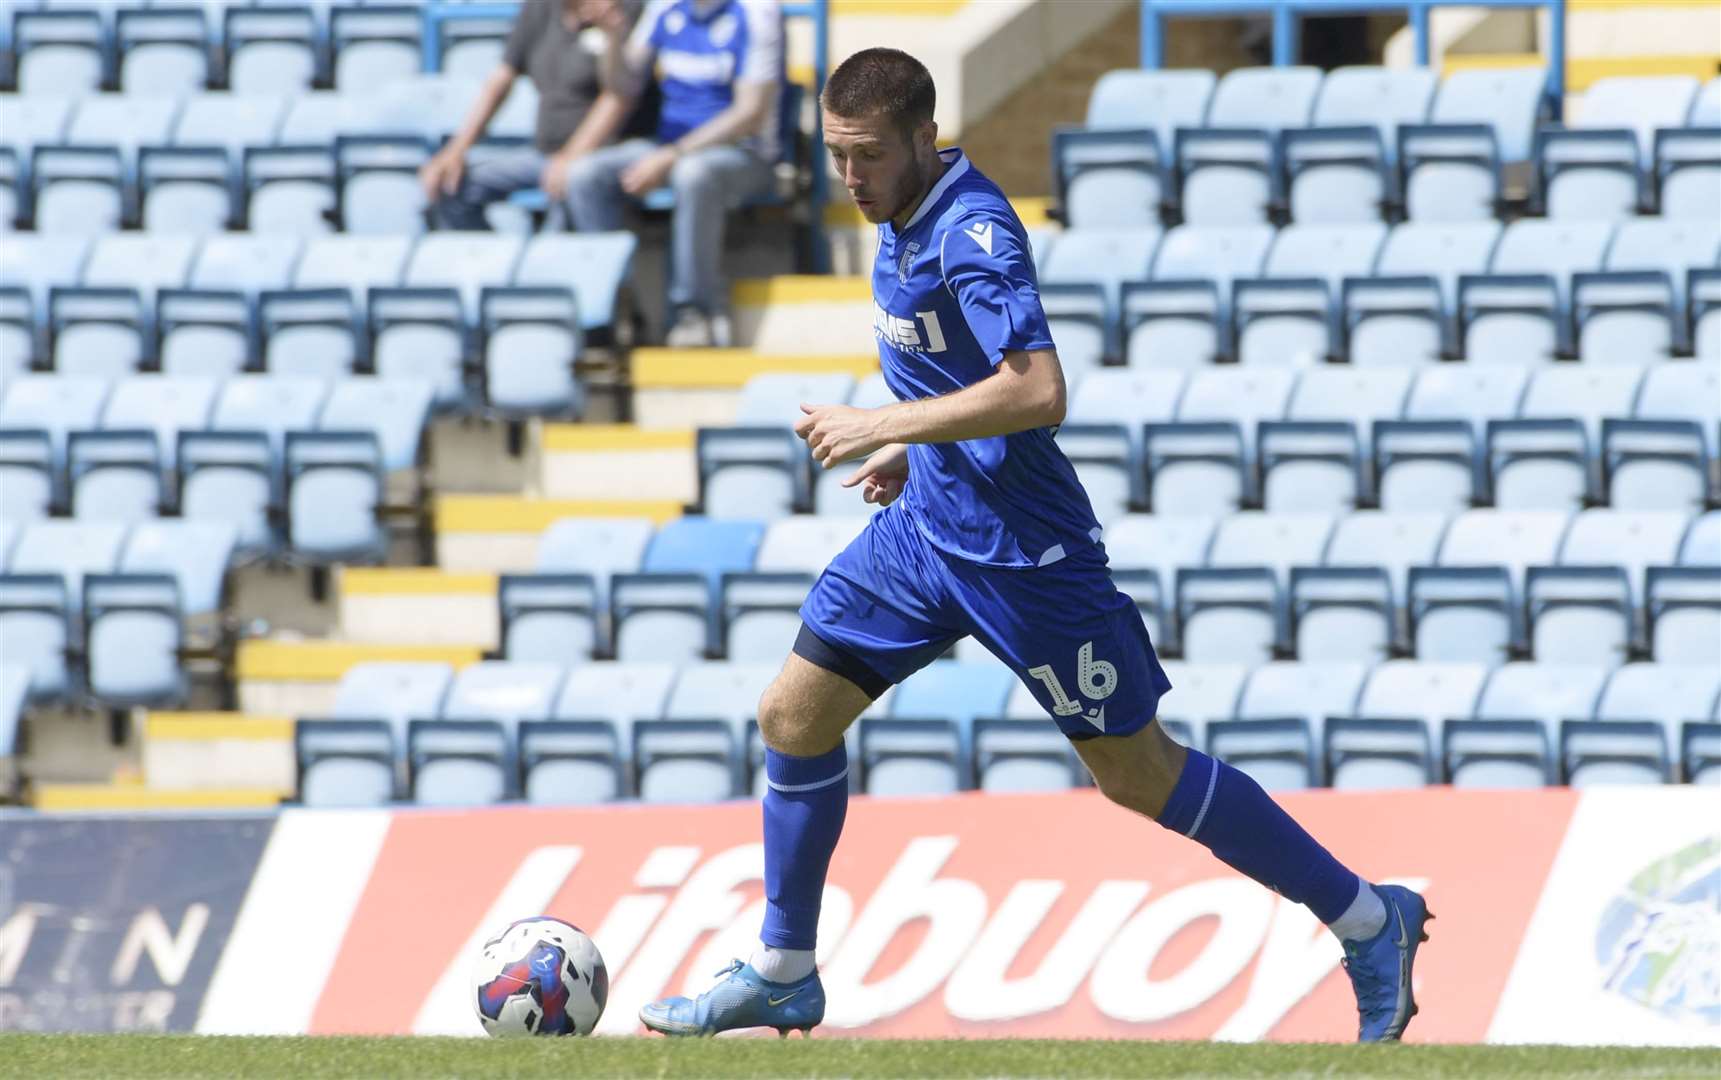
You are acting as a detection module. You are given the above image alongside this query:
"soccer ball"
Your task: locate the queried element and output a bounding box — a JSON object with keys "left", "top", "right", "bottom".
{"left": 471, "top": 916, "right": 608, "bottom": 1036}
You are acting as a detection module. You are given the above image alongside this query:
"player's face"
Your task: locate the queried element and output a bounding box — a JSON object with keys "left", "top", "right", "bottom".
{"left": 823, "top": 109, "right": 933, "bottom": 225}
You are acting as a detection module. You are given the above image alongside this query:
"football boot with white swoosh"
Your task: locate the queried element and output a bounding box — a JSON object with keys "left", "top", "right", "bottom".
{"left": 639, "top": 959, "right": 824, "bottom": 1038}
{"left": 1341, "top": 883, "right": 1433, "bottom": 1042}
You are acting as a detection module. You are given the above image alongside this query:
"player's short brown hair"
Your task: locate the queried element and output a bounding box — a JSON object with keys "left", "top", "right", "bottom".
{"left": 821, "top": 47, "right": 936, "bottom": 136}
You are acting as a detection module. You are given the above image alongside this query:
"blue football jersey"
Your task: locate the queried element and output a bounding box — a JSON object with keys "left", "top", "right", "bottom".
{"left": 871, "top": 148, "right": 1101, "bottom": 568}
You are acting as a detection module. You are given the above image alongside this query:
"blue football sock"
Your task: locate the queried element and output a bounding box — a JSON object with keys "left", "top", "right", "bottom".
{"left": 759, "top": 742, "right": 850, "bottom": 951}
{"left": 1156, "top": 748, "right": 1362, "bottom": 924}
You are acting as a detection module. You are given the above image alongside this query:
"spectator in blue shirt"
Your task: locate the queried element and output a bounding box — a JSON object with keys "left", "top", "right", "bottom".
{"left": 558, "top": 0, "right": 784, "bottom": 347}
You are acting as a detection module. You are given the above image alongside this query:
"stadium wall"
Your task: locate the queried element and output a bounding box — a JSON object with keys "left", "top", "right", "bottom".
{"left": 0, "top": 789, "right": 1715, "bottom": 1044}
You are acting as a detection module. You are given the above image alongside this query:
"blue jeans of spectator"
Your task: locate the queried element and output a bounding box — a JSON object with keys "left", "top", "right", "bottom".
{"left": 433, "top": 147, "right": 547, "bottom": 231}
{"left": 565, "top": 138, "right": 774, "bottom": 314}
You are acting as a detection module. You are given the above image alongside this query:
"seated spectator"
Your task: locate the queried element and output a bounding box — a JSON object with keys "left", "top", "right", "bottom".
{"left": 421, "top": 0, "right": 642, "bottom": 230}
{"left": 562, "top": 0, "right": 784, "bottom": 347}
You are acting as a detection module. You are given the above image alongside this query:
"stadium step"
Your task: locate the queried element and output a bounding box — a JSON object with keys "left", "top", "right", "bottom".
{"left": 141, "top": 712, "right": 295, "bottom": 795}
{"left": 338, "top": 568, "right": 500, "bottom": 650}
{"left": 729, "top": 278, "right": 876, "bottom": 355}
{"left": 31, "top": 782, "right": 283, "bottom": 811}
{"left": 630, "top": 347, "right": 877, "bottom": 428}
{"left": 436, "top": 495, "right": 684, "bottom": 574}
{"left": 237, "top": 640, "right": 484, "bottom": 719}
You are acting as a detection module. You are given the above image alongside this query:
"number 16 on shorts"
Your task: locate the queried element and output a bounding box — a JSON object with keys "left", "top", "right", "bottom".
{"left": 1027, "top": 641, "right": 1118, "bottom": 730}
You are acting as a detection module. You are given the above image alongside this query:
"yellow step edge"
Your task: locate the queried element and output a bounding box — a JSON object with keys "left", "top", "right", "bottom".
{"left": 732, "top": 276, "right": 873, "bottom": 306}
{"left": 145, "top": 713, "right": 294, "bottom": 742}
{"left": 633, "top": 348, "right": 878, "bottom": 389}
{"left": 831, "top": 0, "right": 969, "bottom": 14}
{"left": 435, "top": 495, "right": 685, "bottom": 533}
{"left": 1570, "top": 0, "right": 1719, "bottom": 10}
{"left": 237, "top": 640, "right": 484, "bottom": 681}
{"left": 33, "top": 785, "right": 285, "bottom": 811}
{"left": 538, "top": 424, "right": 695, "bottom": 452}
{"left": 1443, "top": 52, "right": 1720, "bottom": 91}
{"left": 340, "top": 567, "right": 499, "bottom": 596}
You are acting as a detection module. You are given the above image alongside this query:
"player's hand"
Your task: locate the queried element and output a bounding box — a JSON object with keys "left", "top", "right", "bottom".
{"left": 622, "top": 146, "right": 679, "bottom": 196}
{"left": 840, "top": 443, "right": 909, "bottom": 506}
{"left": 794, "top": 402, "right": 888, "bottom": 469}
{"left": 419, "top": 147, "right": 466, "bottom": 200}
{"left": 541, "top": 151, "right": 579, "bottom": 201}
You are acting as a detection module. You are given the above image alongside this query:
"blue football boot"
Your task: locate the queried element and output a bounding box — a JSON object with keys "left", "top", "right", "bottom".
{"left": 639, "top": 959, "right": 825, "bottom": 1038}
{"left": 1341, "top": 883, "right": 1433, "bottom": 1042}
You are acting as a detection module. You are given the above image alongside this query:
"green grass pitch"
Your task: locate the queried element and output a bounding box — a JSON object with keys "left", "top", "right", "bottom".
{"left": 2, "top": 1036, "right": 1715, "bottom": 1079}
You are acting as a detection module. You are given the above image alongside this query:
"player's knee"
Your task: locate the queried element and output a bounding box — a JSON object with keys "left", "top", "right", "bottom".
{"left": 756, "top": 681, "right": 810, "bottom": 752}
{"left": 1086, "top": 722, "right": 1185, "bottom": 819}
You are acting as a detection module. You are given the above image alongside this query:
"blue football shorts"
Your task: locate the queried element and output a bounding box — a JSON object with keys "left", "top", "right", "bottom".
{"left": 796, "top": 503, "right": 1173, "bottom": 740}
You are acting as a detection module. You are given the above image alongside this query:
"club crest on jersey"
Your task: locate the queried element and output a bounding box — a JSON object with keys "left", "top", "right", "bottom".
{"left": 897, "top": 240, "right": 921, "bottom": 285}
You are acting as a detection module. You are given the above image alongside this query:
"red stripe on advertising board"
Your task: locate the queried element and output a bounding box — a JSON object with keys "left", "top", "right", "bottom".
{"left": 309, "top": 788, "right": 1578, "bottom": 1040}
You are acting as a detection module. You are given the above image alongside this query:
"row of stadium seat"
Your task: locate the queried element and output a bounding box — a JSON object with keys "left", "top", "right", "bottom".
{"left": 285, "top": 657, "right": 1721, "bottom": 806}
{"left": 1055, "top": 66, "right": 1720, "bottom": 225}
{"left": 707, "top": 363, "right": 1721, "bottom": 518}
{"left": 1033, "top": 218, "right": 1720, "bottom": 368}
{"left": 3, "top": 3, "right": 521, "bottom": 97}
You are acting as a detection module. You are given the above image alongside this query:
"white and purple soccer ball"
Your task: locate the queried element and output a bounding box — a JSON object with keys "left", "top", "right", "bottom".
{"left": 470, "top": 916, "right": 608, "bottom": 1037}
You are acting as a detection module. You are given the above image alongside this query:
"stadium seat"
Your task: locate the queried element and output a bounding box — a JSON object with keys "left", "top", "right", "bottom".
{"left": 13, "top": 9, "right": 107, "bottom": 97}
{"left": 0, "top": 287, "right": 34, "bottom": 377}
{"left": 1492, "top": 365, "right": 1643, "bottom": 510}
{"left": 296, "top": 719, "right": 396, "bottom": 807}
{"left": 1611, "top": 363, "right": 1721, "bottom": 512}
{"left": 1536, "top": 76, "right": 1698, "bottom": 220}
{"left": 367, "top": 286, "right": 468, "bottom": 409}
{"left": 534, "top": 516, "right": 655, "bottom": 611}
{"left": 512, "top": 233, "right": 638, "bottom": 337}
{"left": 1124, "top": 223, "right": 1273, "bottom": 367}
{"left": 611, "top": 571, "right": 712, "bottom": 663}
{"left": 1207, "top": 717, "right": 1315, "bottom": 790}
{"left": 1056, "top": 422, "right": 1136, "bottom": 526}
{"left": 1530, "top": 509, "right": 1688, "bottom": 663}
{"left": 316, "top": 375, "right": 434, "bottom": 474}
{"left": 1147, "top": 367, "right": 1294, "bottom": 512}
{"left": 1233, "top": 223, "right": 1387, "bottom": 367}
{"left": 480, "top": 285, "right": 583, "bottom": 416}
{"left": 663, "top": 661, "right": 775, "bottom": 741}
{"left": 335, "top": 135, "right": 430, "bottom": 235}
{"left": 0, "top": 573, "right": 73, "bottom": 702}
{"left": 116, "top": 7, "right": 211, "bottom": 97}
{"left": 1176, "top": 66, "right": 1321, "bottom": 225}
{"left": 1105, "top": 513, "right": 1216, "bottom": 650}
{"left": 1595, "top": 662, "right": 1721, "bottom": 751}
{"left": 633, "top": 719, "right": 740, "bottom": 803}
{"left": 83, "top": 233, "right": 198, "bottom": 303}
{"left": 244, "top": 146, "right": 336, "bottom": 235}
{"left": 0, "top": 663, "right": 31, "bottom": 758}
{"left": 1354, "top": 660, "right": 1489, "bottom": 737}
{"left": 1655, "top": 122, "right": 1721, "bottom": 221}
{"left": 441, "top": 660, "right": 563, "bottom": 732}
{"left": 82, "top": 572, "right": 185, "bottom": 707}
{"left": 1442, "top": 718, "right": 1553, "bottom": 787}
{"left": 67, "top": 92, "right": 181, "bottom": 154}
{"left": 10, "top": 519, "right": 128, "bottom": 607}
{"left": 173, "top": 93, "right": 289, "bottom": 152}
{"left": 139, "top": 147, "right": 234, "bottom": 234}
{"left": 157, "top": 289, "right": 253, "bottom": 378}
{"left": 103, "top": 373, "right": 218, "bottom": 474}
{"left": 1325, "top": 717, "right": 1434, "bottom": 789}
{"left": 971, "top": 718, "right": 1083, "bottom": 792}
{"left": 0, "top": 375, "right": 110, "bottom": 492}
{"left": 1402, "top": 66, "right": 1548, "bottom": 221}
{"left": 1681, "top": 722, "right": 1721, "bottom": 784}
{"left": 519, "top": 719, "right": 624, "bottom": 805}
{"left": 1282, "top": 66, "right": 1435, "bottom": 223}
{"left": 409, "top": 718, "right": 513, "bottom": 806}
{"left": 69, "top": 429, "right": 163, "bottom": 522}
{"left": 31, "top": 146, "right": 124, "bottom": 234}
{"left": 1475, "top": 662, "right": 1610, "bottom": 745}
{"left": 1038, "top": 227, "right": 1161, "bottom": 372}
{"left": 0, "top": 429, "right": 57, "bottom": 521}
{"left": 1265, "top": 369, "right": 1412, "bottom": 511}
{"left": 49, "top": 286, "right": 146, "bottom": 377}
{"left": 1301, "top": 510, "right": 1447, "bottom": 653}
{"left": 1679, "top": 511, "right": 1720, "bottom": 566}
{"left": 698, "top": 427, "right": 807, "bottom": 520}
{"left": 1412, "top": 511, "right": 1565, "bottom": 663}
{"left": 1181, "top": 513, "right": 1331, "bottom": 664}
{"left": 498, "top": 574, "right": 600, "bottom": 664}
{"left": 437, "top": 11, "right": 514, "bottom": 81}
{"left": 120, "top": 520, "right": 234, "bottom": 620}
{"left": 190, "top": 233, "right": 302, "bottom": 294}
{"left": 331, "top": 5, "right": 421, "bottom": 94}
{"left": 396, "top": 229, "right": 521, "bottom": 315}
{"left": 1053, "top": 69, "right": 1214, "bottom": 229}
{"left": 283, "top": 431, "right": 385, "bottom": 564}
{"left": 225, "top": 6, "right": 320, "bottom": 97}
{"left": 722, "top": 572, "right": 814, "bottom": 662}
{"left": 329, "top": 660, "right": 455, "bottom": 751}
{"left": 1589, "top": 218, "right": 1721, "bottom": 360}
{"left": 0, "top": 97, "right": 75, "bottom": 180}
{"left": 1562, "top": 719, "right": 1670, "bottom": 786}
{"left": 1345, "top": 221, "right": 1501, "bottom": 366}
{"left": 861, "top": 717, "right": 966, "bottom": 796}
{"left": 1235, "top": 661, "right": 1367, "bottom": 748}
{"left": 891, "top": 660, "right": 1014, "bottom": 744}
{"left": 1154, "top": 661, "right": 1247, "bottom": 746}
{"left": 1646, "top": 565, "right": 1721, "bottom": 665}
{"left": 1461, "top": 220, "right": 1614, "bottom": 366}
{"left": 551, "top": 661, "right": 675, "bottom": 758}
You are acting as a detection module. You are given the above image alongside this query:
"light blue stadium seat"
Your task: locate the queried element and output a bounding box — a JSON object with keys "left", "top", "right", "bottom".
{"left": 1039, "top": 227, "right": 1161, "bottom": 373}
{"left": 633, "top": 718, "right": 740, "bottom": 803}
{"left": 0, "top": 428, "right": 56, "bottom": 521}
{"left": 284, "top": 430, "right": 385, "bottom": 563}
{"left": 367, "top": 286, "right": 469, "bottom": 409}
{"left": 0, "top": 375, "right": 110, "bottom": 503}
{"left": 1461, "top": 220, "right": 1615, "bottom": 366}
{"left": 513, "top": 232, "right": 638, "bottom": 336}
{"left": 972, "top": 718, "right": 1082, "bottom": 792}
{"left": 1696, "top": 269, "right": 1721, "bottom": 360}
{"left": 30, "top": 146, "right": 124, "bottom": 234}
{"left": 1104, "top": 512, "right": 1215, "bottom": 651}
{"left": 534, "top": 516, "right": 654, "bottom": 613}
{"left": 175, "top": 432, "right": 275, "bottom": 552}
{"left": 553, "top": 661, "right": 676, "bottom": 753}
{"left": 139, "top": 146, "right": 233, "bottom": 234}
{"left": 1293, "top": 511, "right": 1447, "bottom": 660}
{"left": 409, "top": 718, "right": 513, "bottom": 806}
{"left": 1064, "top": 367, "right": 1183, "bottom": 461}
{"left": 1124, "top": 223, "right": 1273, "bottom": 367}
{"left": 1269, "top": 366, "right": 1412, "bottom": 511}
{"left": 1531, "top": 509, "right": 1687, "bottom": 663}
{"left": 1261, "top": 413, "right": 1360, "bottom": 514}
{"left": 1325, "top": 717, "right": 1433, "bottom": 789}
{"left": 0, "top": 237, "right": 89, "bottom": 363}
{"left": 331, "top": 4, "right": 421, "bottom": 94}
{"left": 735, "top": 372, "right": 856, "bottom": 424}
{"left": 357, "top": 75, "right": 486, "bottom": 141}
{"left": 84, "top": 232, "right": 199, "bottom": 299}
{"left": 117, "top": 7, "right": 211, "bottom": 97}
{"left": 9, "top": 518, "right": 128, "bottom": 608}
{"left": 1475, "top": 662, "right": 1610, "bottom": 752}
{"left": 1054, "top": 70, "right": 1214, "bottom": 229}
{"left": 1056, "top": 422, "right": 1135, "bottom": 527}
{"left": 1235, "top": 661, "right": 1367, "bottom": 750}
{"left": 192, "top": 233, "right": 303, "bottom": 293}
{"left": 1381, "top": 365, "right": 1526, "bottom": 513}
{"left": 1491, "top": 365, "right": 1642, "bottom": 510}
{"left": 1679, "top": 510, "right": 1720, "bottom": 566}
{"left": 1283, "top": 66, "right": 1435, "bottom": 223}
{"left": 0, "top": 663, "right": 29, "bottom": 758}
{"left": 611, "top": 572, "right": 712, "bottom": 663}
{"left": 67, "top": 92, "right": 182, "bottom": 154}
{"left": 330, "top": 659, "right": 454, "bottom": 753}
{"left": 173, "top": 93, "right": 288, "bottom": 152}
{"left": 1345, "top": 220, "right": 1502, "bottom": 366}
{"left": 0, "top": 573, "right": 73, "bottom": 702}
{"left": 1562, "top": 719, "right": 1669, "bottom": 786}
{"left": 1690, "top": 76, "right": 1721, "bottom": 126}
{"left": 49, "top": 286, "right": 148, "bottom": 378}
{"left": 1595, "top": 662, "right": 1721, "bottom": 754}
{"left": 260, "top": 291, "right": 358, "bottom": 380}
{"left": 1655, "top": 112, "right": 1720, "bottom": 221}
{"left": 1647, "top": 565, "right": 1721, "bottom": 665}
{"left": 1402, "top": 66, "right": 1549, "bottom": 221}
{"left": 1154, "top": 661, "right": 1246, "bottom": 747}
{"left": 103, "top": 373, "right": 219, "bottom": 476}
{"left": 296, "top": 718, "right": 396, "bottom": 807}
{"left": 1354, "top": 660, "right": 1488, "bottom": 741}
{"left": 698, "top": 426, "right": 807, "bottom": 520}
{"left": 1443, "top": 718, "right": 1553, "bottom": 787}
{"left": 498, "top": 573, "right": 600, "bottom": 664}
{"left": 69, "top": 429, "right": 163, "bottom": 522}
{"left": 335, "top": 135, "right": 430, "bottom": 234}
{"left": 1180, "top": 512, "right": 1331, "bottom": 664}
{"left": 1686, "top": 721, "right": 1721, "bottom": 784}
{"left": 244, "top": 146, "right": 336, "bottom": 234}
{"left": 0, "top": 149, "right": 16, "bottom": 232}
{"left": 276, "top": 89, "right": 353, "bottom": 145}
{"left": 225, "top": 6, "right": 318, "bottom": 97}
{"left": 437, "top": 11, "right": 512, "bottom": 81}
{"left": 1537, "top": 76, "right": 1698, "bottom": 220}
{"left": 519, "top": 719, "right": 624, "bottom": 805}
{"left": 480, "top": 284, "right": 582, "bottom": 415}
{"left": 317, "top": 375, "right": 434, "bottom": 473}
{"left": 1177, "top": 66, "right": 1321, "bottom": 225}
{"left": 861, "top": 717, "right": 965, "bottom": 796}
{"left": 14, "top": 9, "right": 107, "bottom": 97}
{"left": 0, "top": 96, "right": 75, "bottom": 167}
{"left": 121, "top": 520, "right": 236, "bottom": 618}
{"left": 0, "top": 520, "right": 15, "bottom": 568}
{"left": 891, "top": 659, "right": 1014, "bottom": 754}
{"left": 1208, "top": 717, "right": 1315, "bottom": 790}
{"left": 442, "top": 660, "right": 564, "bottom": 731}
{"left": 83, "top": 572, "right": 185, "bottom": 706}
{"left": 1413, "top": 512, "right": 1565, "bottom": 663}
{"left": 722, "top": 571, "right": 814, "bottom": 662}
{"left": 157, "top": 288, "right": 252, "bottom": 378}
{"left": 644, "top": 516, "right": 764, "bottom": 587}
{"left": 1235, "top": 222, "right": 1387, "bottom": 368}
{"left": 1585, "top": 219, "right": 1721, "bottom": 362}
{"left": 1147, "top": 367, "right": 1294, "bottom": 513}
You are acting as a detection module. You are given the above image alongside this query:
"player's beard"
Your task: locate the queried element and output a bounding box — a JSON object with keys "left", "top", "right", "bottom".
{"left": 882, "top": 153, "right": 939, "bottom": 225}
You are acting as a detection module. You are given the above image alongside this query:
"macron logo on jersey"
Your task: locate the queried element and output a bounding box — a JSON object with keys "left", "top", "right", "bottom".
{"left": 963, "top": 220, "right": 994, "bottom": 255}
